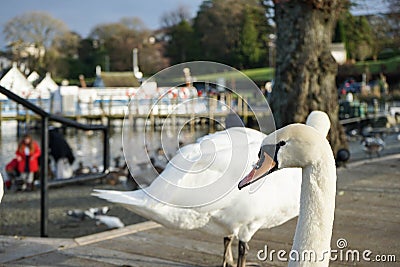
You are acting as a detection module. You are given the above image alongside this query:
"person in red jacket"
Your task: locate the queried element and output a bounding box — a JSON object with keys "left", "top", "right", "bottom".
{"left": 16, "top": 134, "right": 41, "bottom": 191}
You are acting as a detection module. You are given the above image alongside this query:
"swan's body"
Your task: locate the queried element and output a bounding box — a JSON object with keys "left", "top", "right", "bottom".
{"left": 95, "top": 127, "right": 289, "bottom": 239}
{"left": 94, "top": 111, "right": 331, "bottom": 266}
{"left": 239, "top": 123, "right": 337, "bottom": 267}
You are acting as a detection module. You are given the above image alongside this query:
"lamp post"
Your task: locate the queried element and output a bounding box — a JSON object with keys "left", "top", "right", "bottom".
{"left": 132, "top": 48, "right": 143, "bottom": 80}
{"left": 132, "top": 36, "right": 156, "bottom": 80}
{"left": 268, "top": 34, "right": 276, "bottom": 67}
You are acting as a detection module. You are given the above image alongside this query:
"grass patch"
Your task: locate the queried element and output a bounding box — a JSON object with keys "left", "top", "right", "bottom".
{"left": 194, "top": 67, "right": 274, "bottom": 83}
{"left": 195, "top": 57, "right": 400, "bottom": 84}
{"left": 241, "top": 68, "right": 275, "bottom": 82}
{"left": 352, "top": 56, "right": 400, "bottom": 74}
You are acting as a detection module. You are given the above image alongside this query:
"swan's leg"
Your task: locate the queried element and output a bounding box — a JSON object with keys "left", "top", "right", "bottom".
{"left": 237, "top": 240, "right": 248, "bottom": 267}
{"left": 222, "top": 236, "right": 235, "bottom": 267}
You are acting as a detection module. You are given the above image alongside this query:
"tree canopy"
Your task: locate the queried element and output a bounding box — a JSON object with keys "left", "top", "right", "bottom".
{"left": 3, "top": 11, "right": 68, "bottom": 72}
{"left": 1, "top": 1, "right": 399, "bottom": 81}
{"left": 163, "top": 0, "right": 272, "bottom": 69}
{"left": 4, "top": 11, "right": 68, "bottom": 49}
{"left": 89, "top": 18, "right": 167, "bottom": 74}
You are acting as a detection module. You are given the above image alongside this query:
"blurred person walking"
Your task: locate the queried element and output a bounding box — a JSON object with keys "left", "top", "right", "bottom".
{"left": 49, "top": 128, "right": 75, "bottom": 179}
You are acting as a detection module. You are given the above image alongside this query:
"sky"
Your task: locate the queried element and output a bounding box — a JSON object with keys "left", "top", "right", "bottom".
{"left": 0, "top": 0, "right": 390, "bottom": 50}
{"left": 0, "top": 0, "right": 204, "bottom": 49}
{"left": 351, "top": 0, "right": 390, "bottom": 15}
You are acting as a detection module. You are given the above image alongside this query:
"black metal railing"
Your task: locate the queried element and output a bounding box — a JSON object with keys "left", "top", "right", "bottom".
{"left": 0, "top": 85, "right": 110, "bottom": 237}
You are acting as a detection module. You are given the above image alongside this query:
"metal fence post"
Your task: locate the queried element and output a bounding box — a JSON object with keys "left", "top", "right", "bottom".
{"left": 40, "top": 116, "right": 49, "bottom": 237}
{"left": 103, "top": 127, "right": 110, "bottom": 174}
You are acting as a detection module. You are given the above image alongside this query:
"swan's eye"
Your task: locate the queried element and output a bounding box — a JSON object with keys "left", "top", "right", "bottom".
{"left": 278, "top": 141, "right": 286, "bottom": 147}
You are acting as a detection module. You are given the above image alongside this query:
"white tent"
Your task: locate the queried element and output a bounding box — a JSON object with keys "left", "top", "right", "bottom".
{"left": 0, "top": 63, "right": 33, "bottom": 99}
{"left": 33, "top": 72, "right": 59, "bottom": 99}
{"left": 27, "top": 71, "right": 40, "bottom": 83}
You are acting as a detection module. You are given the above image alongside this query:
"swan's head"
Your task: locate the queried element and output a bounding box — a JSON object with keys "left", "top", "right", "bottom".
{"left": 305, "top": 110, "right": 330, "bottom": 137}
{"left": 238, "top": 124, "right": 327, "bottom": 189}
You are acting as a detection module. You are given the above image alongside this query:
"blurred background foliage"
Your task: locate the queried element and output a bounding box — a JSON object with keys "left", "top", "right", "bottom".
{"left": 0, "top": 0, "right": 399, "bottom": 85}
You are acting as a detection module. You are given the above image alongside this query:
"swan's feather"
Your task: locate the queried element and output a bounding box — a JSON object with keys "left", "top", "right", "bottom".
{"left": 93, "top": 189, "right": 212, "bottom": 229}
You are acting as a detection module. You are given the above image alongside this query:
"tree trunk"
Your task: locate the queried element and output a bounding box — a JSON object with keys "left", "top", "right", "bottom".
{"left": 271, "top": 0, "right": 348, "bottom": 155}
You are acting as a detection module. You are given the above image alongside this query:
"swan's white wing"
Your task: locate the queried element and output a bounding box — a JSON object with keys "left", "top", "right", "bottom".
{"left": 93, "top": 127, "right": 266, "bottom": 229}
{"left": 171, "top": 127, "right": 266, "bottom": 186}
{"left": 144, "top": 127, "right": 266, "bottom": 206}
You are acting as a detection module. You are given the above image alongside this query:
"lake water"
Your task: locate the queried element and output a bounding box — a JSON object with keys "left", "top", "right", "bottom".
{"left": 0, "top": 121, "right": 209, "bottom": 180}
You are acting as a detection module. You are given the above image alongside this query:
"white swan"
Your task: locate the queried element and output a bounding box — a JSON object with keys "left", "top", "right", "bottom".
{"left": 239, "top": 123, "right": 337, "bottom": 267}
{"left": 93, "top": 111, "right": 331, "bottom": 267}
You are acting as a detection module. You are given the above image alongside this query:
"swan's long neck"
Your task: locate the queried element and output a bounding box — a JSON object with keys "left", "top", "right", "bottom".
{"left": 289, "top": 147, "right": 336, "bottom": 267}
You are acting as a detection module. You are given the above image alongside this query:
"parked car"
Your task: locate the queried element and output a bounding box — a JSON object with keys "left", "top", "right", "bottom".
{"left": 338, "top": 78, "right": 362, "bottom": 94}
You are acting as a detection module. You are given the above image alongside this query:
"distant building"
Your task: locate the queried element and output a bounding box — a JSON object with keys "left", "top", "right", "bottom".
{"left": 11, "top": 43, "right": 45, "bottom": 59}
{"left": 93, "top": 65, "right": 140, "bottom": 88}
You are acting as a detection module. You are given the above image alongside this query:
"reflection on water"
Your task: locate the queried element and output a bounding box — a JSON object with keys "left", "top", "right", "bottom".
{"left": 0, "top": 121, "right": 209, "bottom": 179}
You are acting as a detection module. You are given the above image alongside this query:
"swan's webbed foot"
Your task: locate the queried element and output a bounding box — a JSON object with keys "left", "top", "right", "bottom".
{"left": 222, "top": 236, "right": 235, "bottom": 267}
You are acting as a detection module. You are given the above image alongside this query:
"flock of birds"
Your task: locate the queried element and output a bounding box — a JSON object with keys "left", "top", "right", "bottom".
{"left": 349, "top": 126, "right": 387, "bottom": 157}
{"left": 0, "top": 109, "right": 392, "bottom": 266}
{"left": 66, "top": 206, "right": 125, "bottom": 229}
{"left": 361, "top": 136, "right": 385, "bottom": 157}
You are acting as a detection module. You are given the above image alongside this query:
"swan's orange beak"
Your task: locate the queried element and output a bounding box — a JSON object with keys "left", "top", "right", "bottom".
{"left": 238, "top": 151, "right": 277, "bottom": 190}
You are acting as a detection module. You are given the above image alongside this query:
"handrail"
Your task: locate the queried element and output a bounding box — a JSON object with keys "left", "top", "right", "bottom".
{"left": 49, "top": 113, "right": 108, "bottom": 130}
{"left": 0, "top": 85, "right": 110, "bottom": 237}
{"left": 49, "top": 172, "right": 107, "bottom": 187}
{"left": 0, "top": 86, "right": 48, "bottom": 117}
{"left": 0, "top": 86, "right": 106, "bottom": 130}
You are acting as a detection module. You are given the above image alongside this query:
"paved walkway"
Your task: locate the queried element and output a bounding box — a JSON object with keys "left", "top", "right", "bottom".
{"left": 1, "top": 154, "right": 399, "bottom": 266}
